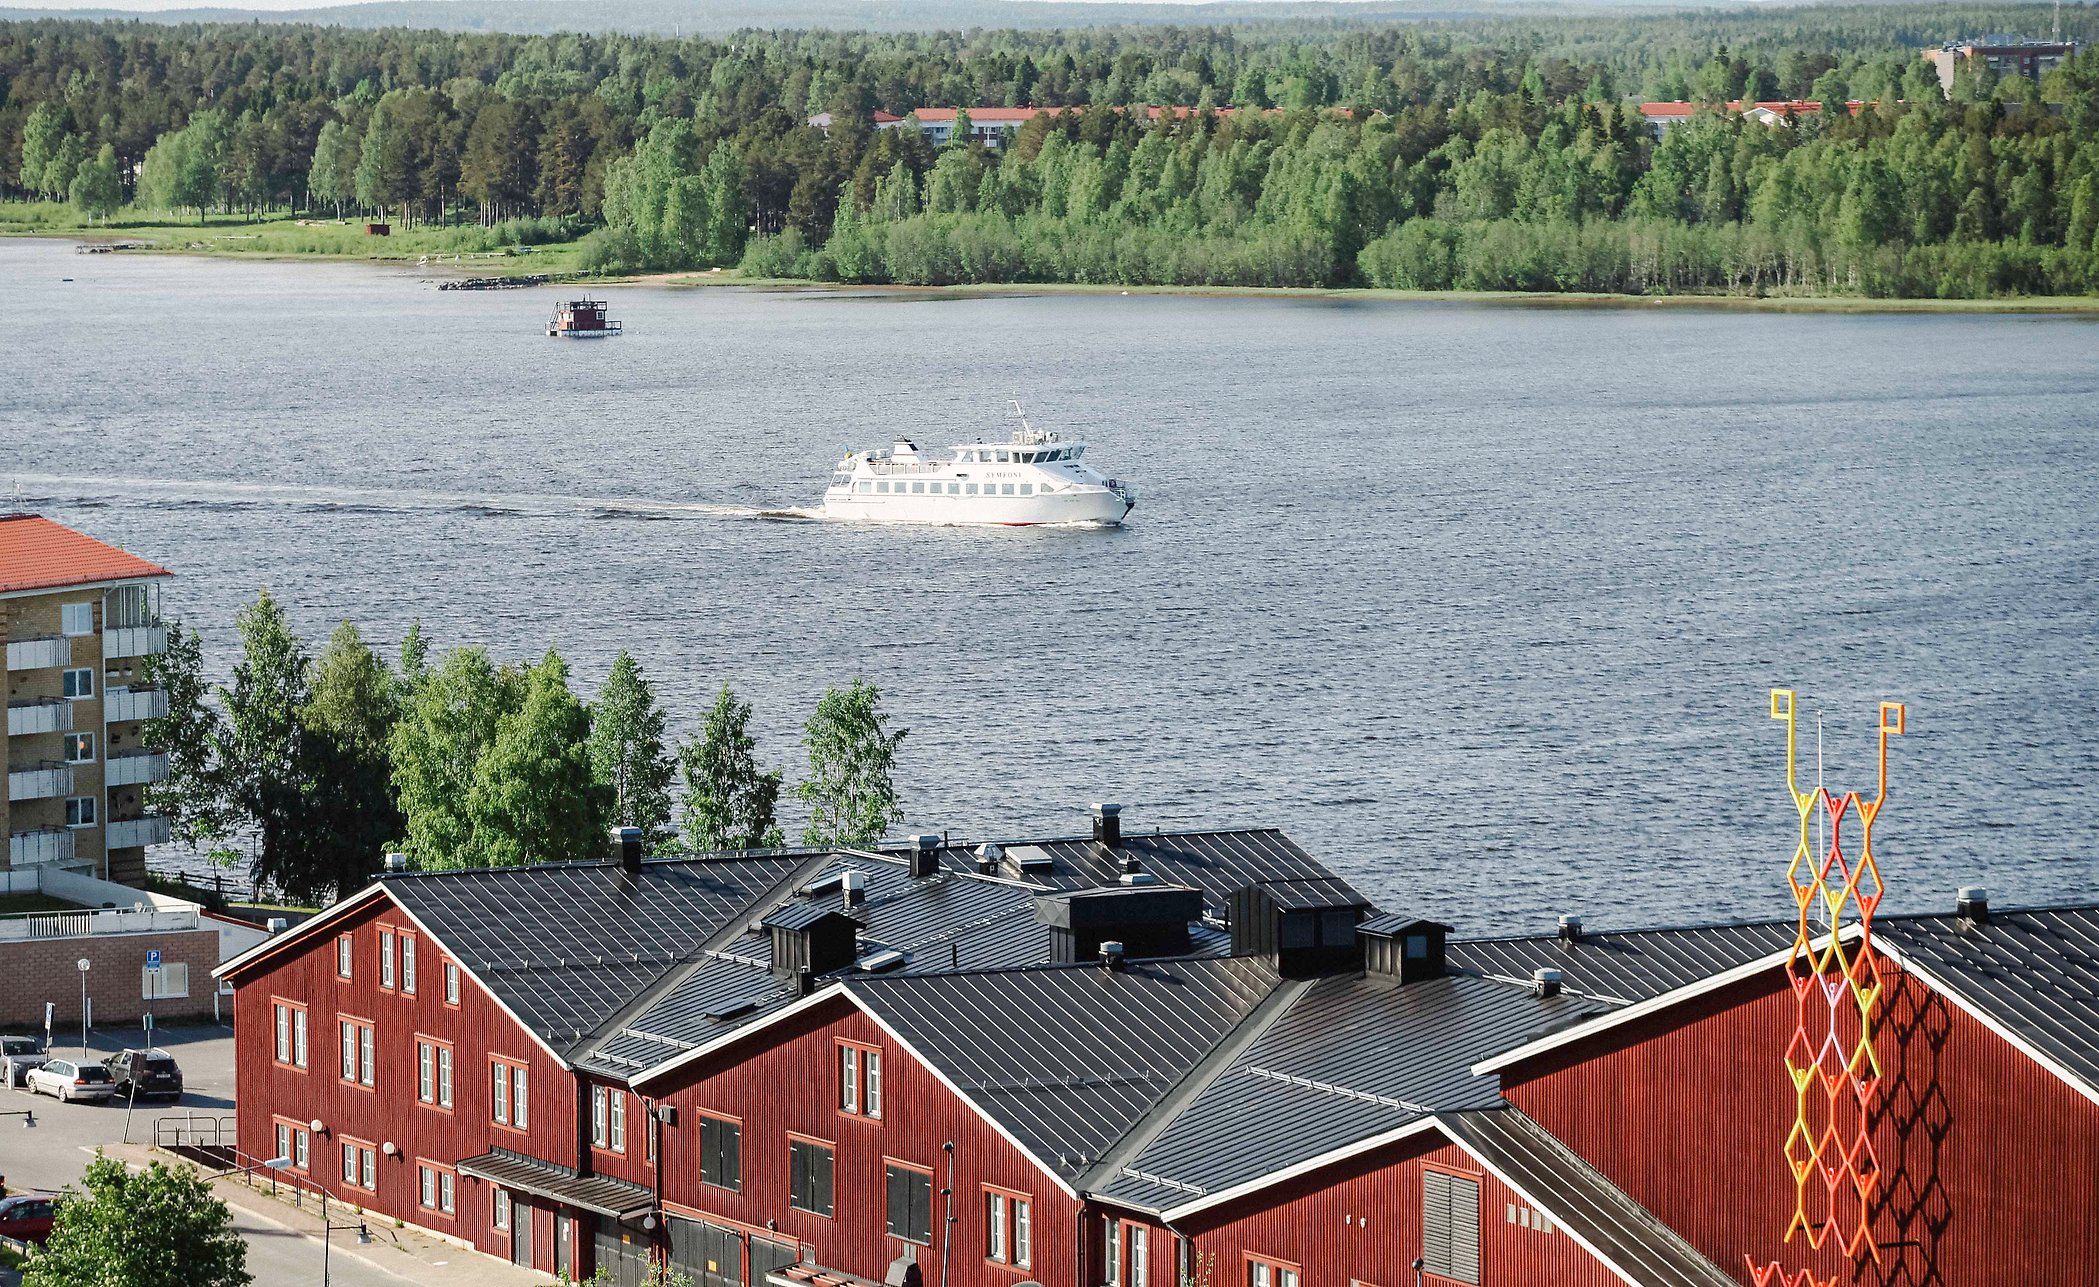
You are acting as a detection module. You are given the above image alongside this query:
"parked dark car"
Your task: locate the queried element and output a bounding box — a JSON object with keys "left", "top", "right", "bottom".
{"left": 0, "top": 1194, "right": 55, "bottom": 1245}
{"left": 103, "top": 1049, "right": 183, "bottom": 1100}
{"left": 0, "top": 1036, "right": 48, "bottom": 1089}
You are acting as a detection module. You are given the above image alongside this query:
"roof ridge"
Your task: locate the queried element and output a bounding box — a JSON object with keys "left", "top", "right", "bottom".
{"left": 1459, "top": 899, "right": 2099, "bottom": 948}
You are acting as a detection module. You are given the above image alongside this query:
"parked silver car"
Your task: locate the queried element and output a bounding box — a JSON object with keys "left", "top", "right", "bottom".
{"left": 25, "top": 1058, "right": 116, "bottom": 1103}
{"left": 0, "top": 1036, "right": 49, "bottom": 1089}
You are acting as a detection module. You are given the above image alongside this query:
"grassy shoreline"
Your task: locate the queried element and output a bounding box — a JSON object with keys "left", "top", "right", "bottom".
{"left": 15, "top": 215, "right": 2099, "bottom": 316}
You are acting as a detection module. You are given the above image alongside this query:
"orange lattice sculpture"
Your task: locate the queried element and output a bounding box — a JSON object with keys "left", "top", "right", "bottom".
{"left": 1749, "top": 690, "right": 1905, "bottom": 1285}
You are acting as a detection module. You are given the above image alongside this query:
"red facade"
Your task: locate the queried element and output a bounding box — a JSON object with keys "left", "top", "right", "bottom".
{"left": 229, "top": 891, "right": 584, "bottom": 1276}
{"left": 1501, "top": 963, "right": 2099, "bottom": 1285}
{"left": 647, "top": 996, "right": 1080, "bottom": 1287}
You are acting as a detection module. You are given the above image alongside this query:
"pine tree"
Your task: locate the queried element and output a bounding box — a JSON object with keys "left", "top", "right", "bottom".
{"left": 678, "top": 685, "right": 784, "bottom": 852}
{"left": 466, "top": 651, "right": 609, "bottom": 866}
{"left": 798, "top": 679, "right": 907, "bottom": 849}
{"left": 588, "top": 650, "right": 674, "bottom": 845}
{"left": 140, "top": 620, "right": 234, "bottom": 859}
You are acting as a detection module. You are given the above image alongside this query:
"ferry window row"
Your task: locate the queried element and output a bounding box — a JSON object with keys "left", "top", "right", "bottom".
{"left": 957, "top": 446, "right": 1081, "bottom": 463}
{"left": 859, "top": 481, "right": 1035, "bottom": 496}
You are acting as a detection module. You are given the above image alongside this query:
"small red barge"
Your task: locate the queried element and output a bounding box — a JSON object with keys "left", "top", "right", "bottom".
{"left": 547, "top": 297, "right": 622, "bottom": 338}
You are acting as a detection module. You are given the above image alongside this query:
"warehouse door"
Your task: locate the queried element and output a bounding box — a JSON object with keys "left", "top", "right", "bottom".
{"left": 595, "top": 1214, "right": 651, "bottom": 1287}
{"left": 669, "top": 1215, "right": 745, "bottom": 1287}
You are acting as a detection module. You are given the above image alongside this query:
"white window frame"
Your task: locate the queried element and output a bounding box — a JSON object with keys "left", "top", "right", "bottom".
{"left": 444, "top": 960, "right": 460, "bottom": 1005}
{"left": 610, "top": 1090, "right": 626, "bottom": 1154}
{"left": 401, "top": 934, "right": 417, "bottom": 995}
{"left": 60, "top": 602, "right": 93, "bottom": 636}
{"left": 337, "top": 935, "right": 352, "bottom": 979}
{"left": 63, "top": 732, "right": 95, "bottom": 764}
{"left": 494, "top": 1188, "right": 511, "bottom": 1231}
{"left": 1105, "top": 1218, "right": 1123, "bottom": 1287}
{"left": 380, "top": 930, "right": 395, "bottom": 989}
{"left": 62, "top": 667, "right": 94, "bottom": 699}
{"left": 64, "top": 796, "right": 97, "bottom": 828}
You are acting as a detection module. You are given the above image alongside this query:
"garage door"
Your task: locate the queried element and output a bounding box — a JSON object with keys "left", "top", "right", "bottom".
{"left": 669, "top": 1215, "right": 744, "bottom": 1287}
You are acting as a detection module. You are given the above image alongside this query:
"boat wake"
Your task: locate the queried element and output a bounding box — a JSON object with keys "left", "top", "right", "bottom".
{"left": 7, "top": 473, "right": 814, "bottom": 524}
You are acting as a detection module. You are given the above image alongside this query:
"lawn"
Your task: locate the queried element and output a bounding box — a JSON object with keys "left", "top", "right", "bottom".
{"left": 0, "top": 892, "right": 83, "bottom": 915}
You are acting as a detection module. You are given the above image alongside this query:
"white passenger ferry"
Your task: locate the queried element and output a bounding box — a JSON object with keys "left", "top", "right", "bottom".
{"left": 820, "top": 409, "right": 1135, "bottom": 526}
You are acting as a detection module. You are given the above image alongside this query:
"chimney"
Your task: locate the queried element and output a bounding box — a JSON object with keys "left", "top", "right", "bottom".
{"left": 1099, "top": 940, "right": 1127, "bottom": 971}
{"left": 1956, "top": 886, "right": 1989, "bottom": 923}
{"left": 974, "top": 843, "right": 1002, "bottom": 874}
{"left": 909, "top": 835, "right": 940, "bottom": 879}
{"left": 1118, "top": 855, "right": 1155, "bottom": 887}
{"left": 266, "top": 917, "right": 289, "bottom": 935}
{"left": 842, "top": 869, "right": 865, "bottom": 908}
{"left": 1557, "top": 914, "right": 1582, "bottom": 944}
{"left": 612, "top": 826, "right": 643, "bottom": 875}
{"left": 382, "top": 852, "right": 408, "bottom": 875}
{"left": 1092, "top": 802, "right": 1123, "bottom": 849}
{"left": 1531, "top": 968, "right": 1564, "bottom": 998}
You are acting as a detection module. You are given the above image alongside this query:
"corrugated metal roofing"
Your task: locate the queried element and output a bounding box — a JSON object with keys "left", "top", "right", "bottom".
{"left": 1447, "top": 920, "right": 1798, "bottom": 1006}
{"left": 936, "top": 828, "right": 1365, "bottom": 920}
{"left": 455, "top": 1149, "right": 656, "bottom": 1218}
{"left": 849, "top": 955, "right": 1280, "bottom": 1179}
{"left": 1439, "top": 1108, "right": 1738, "bottom": 1287}
{"left": 1101, "top": 975, "right": 1602, "bottom": 1207}
{"left": 1878, "top": 905, "right": 2099, "bottom": 1098}
{"left": 0, "top": 514, "right": 171, "bottom": 594}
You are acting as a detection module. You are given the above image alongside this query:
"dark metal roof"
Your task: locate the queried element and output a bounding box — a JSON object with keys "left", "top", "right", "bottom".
{"left": 1098, "top": 974, "right": 1603, "bottom": 1208}
{"left": 761, "top": 901, "right": 861, "bottom": 931}
{"left": 1877, "top": 905, "right": 2099, "bottom": 1098}
{"left": 936, "top": 828, "right": 1366, "bottom": 920}
{"left": 848, "top": 955, "right": 1281, "bottom": 1180}
{"left": 455, "top": 1148, "right": 656, "bottom": 1219}
{"left": 1439, "top": 1108, "right": 1738, "bottom": 1287}
{"left": 1447, "top": 920, "right": 1798, "bottom": 1006}
{"left": 384, "top": 853, "right": 820, "bottom": 1047}
{"left": 1359, "top": 912, "right": 1446, "bottom": 937}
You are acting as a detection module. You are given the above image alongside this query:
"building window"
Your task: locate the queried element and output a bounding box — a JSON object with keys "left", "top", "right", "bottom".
{"left": 62, "top": 733, "right": 95, "bottom": 763}
{"left": 985, "top": 1189, "right": 1032, "bottom": 1267}
{"left": 492, "top": 1058, "right": 529, "bottom": 1130}
{"left": 380, "top": 930, "right": 396, "bottom": 990}
{"left": 342, "top": 1140, "right": 377, "bottom": 1192}
{"left": 788, "top": 1138, "right": 834, "bottom": 1217}
{"left": 65, "top": 797, "right": 96, "bottom": 827}
{"left": 337, "top": 935, "right": 353, "bottom": 979}
{"left": 417, "top": 1038, "right": 453, "bottom": 1109}
{"left": 1422, "top": 1169, "right": 1482, "bottom": 1285}
{"left": 142, "top": 963, "right": 188, "bottom": 999}
{"left": 592, "top": 1086, "right": 608, "bottom": 1149}
{"left": 274, "top": 1120, "right": 310, "bottom": 1171}
{"left": 273, "top": 1001, "right": 308, "bottom": 1069}
{"left": 493, "top": 1189, "right": 512, "bottom": 1231}
{"left": 610, "top": 1090, "right": 626, "bottom": 1153}
{"left": 1246, "top": 1257, "right": 1300, "bottom": 1287}
{"left": 1130, "top": 1224, "right": 1148, "bottom": 1287}
{"left": 443, "top": 961, "right": 460, "bottom": 1006}
{"left": 418, "top": 1162, "right": 457, "bottom": 1216}
{"left": 60, "top": 602, "right": 93, "bottom": 636}
{"left": 886, "top": 1163, "right": 933, "bottom": 1245}
{"left": 339, "top": 1017, "right": 374, "bottom": 1087}
{"left": 699, "top": 1114, "right": 740, "bottom": 1191}
{"left": 1105, "top": 1218, "right": 1122, "bottom": 1287}
{"left": 401, "top": 934, "right": 417, "bottom": 995}
{"left": 840, "top": 1040, "right": 881, "bottom": 1118}
{"left": 62, "top": 667, "right": 94, "bottom": 699}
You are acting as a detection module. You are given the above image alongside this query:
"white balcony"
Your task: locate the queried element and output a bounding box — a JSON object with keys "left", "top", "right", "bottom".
{"left": 5, "top": 635, "right": 71, "bottom": 671}
{"left": 0, "top": 904, "right": 200, "bottom": 943}
{"left": 104, "top": 750, "right": 168, "bottom": 787}
{"left": 104, "top": 686, "right": 168, "bottom": 724}
{"left": 6, "top": 698, "right": 74, "bottom": 737}
{"left": 7, "top": 762, "right": 74, "bottom": 802}
{"left": 105, "top": 815, "right": 171, "bottom": 849}
{"left": 104, "top": 622, "right": 168, "bottom": 660}
{"left": 9, "top": 828, "right": 75, "bottom": 867}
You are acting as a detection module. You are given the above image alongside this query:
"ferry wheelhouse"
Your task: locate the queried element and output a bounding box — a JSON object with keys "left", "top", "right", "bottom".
{"left": 821, "top": 412, "right": 1134, "bottom": 526}
{"left": 546, "top": 297, "right": 622, "bottom": 338}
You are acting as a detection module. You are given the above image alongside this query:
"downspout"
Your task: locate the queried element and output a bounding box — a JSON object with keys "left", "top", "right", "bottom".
{"left": 643, "top": 1093, "right": 668, "bottom": 1269}
{"left": 939, "top": 1141, "right": 956, "bottom": 1287}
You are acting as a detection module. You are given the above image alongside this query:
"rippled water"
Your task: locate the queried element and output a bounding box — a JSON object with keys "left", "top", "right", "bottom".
{"left": 4, "top": 237, "right": 2096, "bottom": 933}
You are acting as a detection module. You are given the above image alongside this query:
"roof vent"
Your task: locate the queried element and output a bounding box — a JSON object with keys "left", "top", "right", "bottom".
{"left": 1532, "top": 967, "right": 1564, "bottom": 999}
{"left": 842, "top": 869, "right": 865, "bottom": 908}
{"left": 909, "top": 834, "right": 940, "bottom": 879}
{"left": 974, "top": 842, "right": 1003, "bottom": 873}
{"left": 265, "top": 917, "right": 289, "bottom": 935}
{"left": 858, "top": 949, "right": 908, "bottom": 973}
{"left": 611, "top": 825, "right": 643, "bottom": 875}
{"left": 1099, "top": 940, "right": 1127, "bottom": 971}
{"left": 1017, "top": 850, "right": 1054, "bottom": 873}
{"left": 382, "top": 852, "right": 408, "bottom": 874}
{"left": 1956, "top": 886, "right": 1989, "bottom": 923}
{"left": 1118, "top": 855, "right": 1156, "bottom": 887}
{"left": 1557, "top": 914, "right": 1582, "bottom": 944}
{"left": 1092, "top": 802, "right": 1123, "bottom": 849}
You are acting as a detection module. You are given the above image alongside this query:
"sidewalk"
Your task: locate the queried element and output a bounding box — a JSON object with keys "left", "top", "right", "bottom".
{"left": 102, "top": 1143, "right": 548, "bottom": 1287}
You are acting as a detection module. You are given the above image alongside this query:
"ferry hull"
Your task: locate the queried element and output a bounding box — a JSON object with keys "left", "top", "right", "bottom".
{"left": 821, "top": 489, "right": 1132, "bottom": 527}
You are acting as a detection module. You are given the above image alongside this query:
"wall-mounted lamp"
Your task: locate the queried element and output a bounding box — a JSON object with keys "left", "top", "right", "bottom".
{"left": 310, "top": 1119, "right": 326, "bottom": 1135}
{"left": 380, "top": 1141, "right": 397, "bottom": 1157}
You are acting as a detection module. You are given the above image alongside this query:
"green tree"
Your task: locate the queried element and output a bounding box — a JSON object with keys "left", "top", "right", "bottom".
{"left": 466, "top": 651, "right": 608, "bottom": 866}
{"left": 218, "top": 590, "right": 313, "bottom": 895}
{"left": 296, "top": 622, "right": 404, "bottom": 899}
{"left": 390, "top": 646, "right": 514, "bottom": 869}
{"left": 25, "top": 1154, "right": 249, "bottom": 1287}
{"left": 678, "top": 685, "right": 784, "bottom": 852}
{"left": 69, "top": 143, "right": 123, "bottom": 222}
{"left": 140, "top": 620, "right": 235, "bottom": 861}
{"left": 798, "top": 678, "right": 906, "bottom": 849}
{"left": 19, "top": 102, "right": 68, "bottom": 199}
{"left": 309, "top": 118, "right": 361, "bottom": 217}
{"left": 587, "top": 651, "right": 674, "bottom": 845}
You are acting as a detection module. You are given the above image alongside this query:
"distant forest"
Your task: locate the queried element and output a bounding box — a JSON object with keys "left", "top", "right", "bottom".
{"left": 4, "top": 4, "right": 2099, "bottom": 296}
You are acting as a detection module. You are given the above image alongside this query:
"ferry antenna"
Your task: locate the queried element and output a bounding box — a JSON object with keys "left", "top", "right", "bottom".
{"left": 1010, "top": 398, "right": 1033, "bottom": 436}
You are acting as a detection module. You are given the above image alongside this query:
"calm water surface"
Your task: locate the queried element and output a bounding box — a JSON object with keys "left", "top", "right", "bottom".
{"left": 3, "top": 238, "right": 2095, "bottom": 933}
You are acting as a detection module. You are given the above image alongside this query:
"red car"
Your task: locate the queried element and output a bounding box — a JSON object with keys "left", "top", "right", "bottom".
{"left": 0, "top": 1193, "right": 55, "bottom": 1245}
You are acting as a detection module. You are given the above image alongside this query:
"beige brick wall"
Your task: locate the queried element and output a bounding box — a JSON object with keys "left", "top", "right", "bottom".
{"left": 0, "top": 928, "right": 219, "bottom": 1029}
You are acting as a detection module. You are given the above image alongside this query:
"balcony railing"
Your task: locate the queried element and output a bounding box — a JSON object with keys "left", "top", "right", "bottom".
{"left": 6, "top": 697, "right": 74, "bottom": 737}
{"left": 0, "top": 904, "right": 201, "bottom": 943}
{"left": 104, "top": 621, "right": 168, "bottom": 660}
{"left": 105, "top": 815, "right": 172, "bottom": 849}
{"left": 104, "top": 750, "right": 169, "bottom": 787}
{"left": 105, "top": 685, "right": 168, "bottom": 724}
{"left": 5, "top": 635, "right": 71, "bottom": 671}
{"left": 8, "top": 827, "right": 75, "bottom": 867}
{"left": 7, "top": 761, "right": 74, "bottom": 802}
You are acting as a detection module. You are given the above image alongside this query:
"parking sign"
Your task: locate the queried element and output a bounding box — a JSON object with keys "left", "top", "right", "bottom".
{"left": 146, "top": 949, "right": 162, "bottom": 970}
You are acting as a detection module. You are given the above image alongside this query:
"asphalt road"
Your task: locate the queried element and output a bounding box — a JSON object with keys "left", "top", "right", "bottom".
{"left": 0, "top": 1023, "right": 418, "bottom": 1287}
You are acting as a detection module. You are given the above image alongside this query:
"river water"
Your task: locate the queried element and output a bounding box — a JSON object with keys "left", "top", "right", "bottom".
{"left": 4, "top": 237, "right": 2095, "bottom": 933}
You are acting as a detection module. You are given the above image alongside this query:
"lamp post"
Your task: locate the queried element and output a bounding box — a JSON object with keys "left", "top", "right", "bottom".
{"left": 76, "top": 958, "right": 90, "bottom": 1054}
{"left": 266, "top": 1155, "right": 369, "bottom": 1286}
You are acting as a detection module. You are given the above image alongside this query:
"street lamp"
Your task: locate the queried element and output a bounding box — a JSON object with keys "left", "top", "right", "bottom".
{"left": 265, "top": 1156, "right": 370, "bottom": 1285}
{"left": 76, "top": 958, "right": 90, "bottom": 1054}
{"left": 0, "top": 1110, "right": 33, "bottom": 1129}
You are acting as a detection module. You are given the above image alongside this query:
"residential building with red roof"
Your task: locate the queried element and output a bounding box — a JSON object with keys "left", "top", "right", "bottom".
{"left": 2, "top": 515, "right": 174, "bottom": 884}
{"left": 1636, "top": 99, "right": 1866, "bottom": 139}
